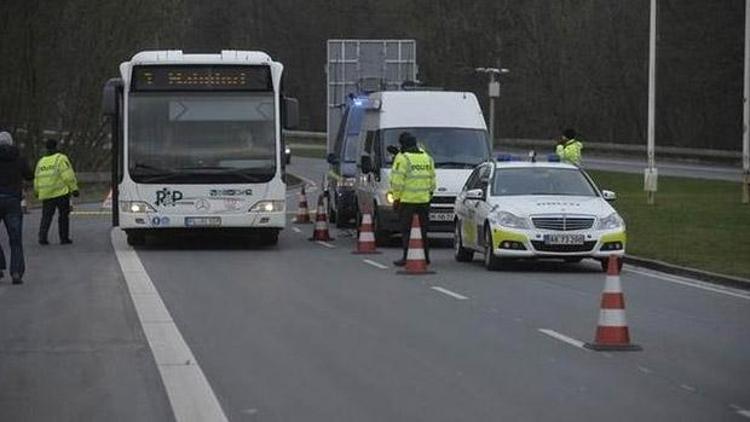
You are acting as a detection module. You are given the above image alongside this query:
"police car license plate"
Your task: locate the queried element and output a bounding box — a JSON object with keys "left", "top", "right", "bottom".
{"left": 429, "top": 212, "right": 455, "bottom": 222}
{"left": 544, "top": 234, "right": 585, "bottom": 245}
{"left": 185, "top": 217, "right": 222, "bottom": 227}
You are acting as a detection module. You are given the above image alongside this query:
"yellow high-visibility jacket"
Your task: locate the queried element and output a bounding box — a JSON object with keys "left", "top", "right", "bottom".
{"left": 34, "top": 153, "right": 78, "bottom": 200}
{"left": 556, "top": 139, "right": 583, "bottom": 165}
{"left": 389, "top": 151, "right": 436, "bottom": 204}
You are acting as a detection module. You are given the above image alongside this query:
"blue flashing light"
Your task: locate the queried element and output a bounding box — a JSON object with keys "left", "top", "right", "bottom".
{"left": 547, "top": 154, "right": 561, "bottom": 162}
{"left": 352, "top": 99, "right": 364, "bottom": 107}
{"left": 497, "top": 154, "right": 521, "bottom": 162}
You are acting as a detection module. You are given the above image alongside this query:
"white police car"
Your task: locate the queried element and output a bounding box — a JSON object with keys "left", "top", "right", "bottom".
{"left": 453, "top": 157, "right": 626, "bottom": 271}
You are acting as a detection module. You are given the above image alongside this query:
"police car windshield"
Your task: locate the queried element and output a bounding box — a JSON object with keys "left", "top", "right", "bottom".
{"left": 381, "top": 128, "right": 490, "bottom": 168}
{"left": 492, "top": 167, "right": 598, "bottom": 197}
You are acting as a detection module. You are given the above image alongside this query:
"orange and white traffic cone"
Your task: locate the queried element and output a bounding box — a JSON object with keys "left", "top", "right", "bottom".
{"left": 585, "top": 256, "right": 642, "bottom": 351}
{"left": 101, "top": 189, "right": 113, "bottom": 209}
{"left": 295, "top": 186, "right": 311, "bottom": 224}
{"left": 397, "top": 214, "right": 434, "bottom": 275}
{"left": 309, "top": 194, "right": 334, "bottom": 241}
{"left": 352, "top": 212, "right": 380, "bottom": 254}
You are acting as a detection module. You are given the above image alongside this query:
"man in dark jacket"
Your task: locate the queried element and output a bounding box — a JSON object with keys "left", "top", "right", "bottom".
{"left": 0, "top": 131, "right": 33, "bottom": 284}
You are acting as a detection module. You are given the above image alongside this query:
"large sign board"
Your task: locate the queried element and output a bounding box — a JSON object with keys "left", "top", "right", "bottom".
{"left": 326, "top": 40, "right": 417, "bottom": 151}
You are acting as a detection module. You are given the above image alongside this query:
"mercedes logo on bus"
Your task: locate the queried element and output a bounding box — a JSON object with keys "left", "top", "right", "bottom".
{"left": 195, "top": 199, "right": 211, "bottom": 211}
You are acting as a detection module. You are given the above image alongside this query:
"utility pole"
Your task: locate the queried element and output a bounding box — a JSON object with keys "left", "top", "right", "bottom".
{"left": 645, "top": 0, "right": 659, "bottom": 205}
{"left": 743, "top": 0, "right": 750, "bottom": 204}
{"left": 475, "top": 66, "right": 509, "bottom": 150}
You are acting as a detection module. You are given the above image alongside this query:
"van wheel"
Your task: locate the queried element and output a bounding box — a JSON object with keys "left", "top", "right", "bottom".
{"left": 373, "top": 209, "right": 389, "bottom": 247}
{"left": 483, "top": 226, "right": 502, "bottom": 271}
{"left": 454, "top": 220, "right": 474, "bottom": 262}
{"left": 326, "top": 192, "right": 336, "bottom": 223}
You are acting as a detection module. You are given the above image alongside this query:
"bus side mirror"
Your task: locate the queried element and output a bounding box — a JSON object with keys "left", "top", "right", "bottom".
{"left": 360, "top": 156, "right": 373, "bottom": 174}
{"left": 102, "top": 78, "right": 123, "bottom": 117}
{"left": 283, "top": 97, "right": 299, "bottom": 129}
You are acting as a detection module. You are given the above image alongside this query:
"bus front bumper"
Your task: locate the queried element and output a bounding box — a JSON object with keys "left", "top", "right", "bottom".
{"left": 119, "top": 211, "right": 287, "bottom": 230}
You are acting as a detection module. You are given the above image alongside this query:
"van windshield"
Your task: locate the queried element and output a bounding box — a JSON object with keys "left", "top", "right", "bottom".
{"left": 380, "top": 128, "right": 490, "bottom": 168}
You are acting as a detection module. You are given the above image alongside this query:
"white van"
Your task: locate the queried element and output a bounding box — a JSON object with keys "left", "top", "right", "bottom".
{"left": 354, "top": 90, "right": 491, "bottom": 245}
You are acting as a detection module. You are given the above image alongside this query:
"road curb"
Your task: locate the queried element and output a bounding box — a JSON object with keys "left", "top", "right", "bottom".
{"left": 624, "top": 255, "right": 750, "bottom": 291}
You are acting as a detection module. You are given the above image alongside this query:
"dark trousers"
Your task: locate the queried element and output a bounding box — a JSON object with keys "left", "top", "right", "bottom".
{"left": 0, "top": 196, "right": 25, "bottom": 277}
{"left": 398, "top": 202, "right": 430, "bottom": 261}
{"left": 39, "top": 194, "right": 71, "bottom": 242}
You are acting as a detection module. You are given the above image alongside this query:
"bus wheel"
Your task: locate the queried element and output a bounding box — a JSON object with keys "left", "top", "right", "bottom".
{"left": 126, "top": 230, "right": 146, "bottom": 246}
{"left": 261, "top": 230, "right": 279, "bottom": 246}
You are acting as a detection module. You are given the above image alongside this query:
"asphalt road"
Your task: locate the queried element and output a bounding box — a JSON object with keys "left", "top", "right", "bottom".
{"left": 1, "top": 156, "right": 748, "bottom": 421}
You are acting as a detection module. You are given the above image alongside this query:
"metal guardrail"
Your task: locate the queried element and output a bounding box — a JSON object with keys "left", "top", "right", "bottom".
{"left": 78, "top": 172, "right": 110, "bottom": 183}
{"left": 283, "top": 130, "right": 743, "bottom": 160}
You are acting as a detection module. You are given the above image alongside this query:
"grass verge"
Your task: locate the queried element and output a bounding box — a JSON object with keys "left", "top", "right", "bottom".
{"left": 588, "top": 170, "right": 750, "bottom": 279}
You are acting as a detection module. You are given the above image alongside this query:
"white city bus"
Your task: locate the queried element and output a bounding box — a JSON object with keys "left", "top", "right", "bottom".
{"left": 102, "top": 50, "right": 298, "bottom": 246}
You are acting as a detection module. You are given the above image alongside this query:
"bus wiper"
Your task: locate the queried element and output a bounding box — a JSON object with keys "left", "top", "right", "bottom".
{"left": 133, "top": 163, "right": 175, "bottom": 172}
{"left": 176, "top": 166, "right": 234, "bottom": 171}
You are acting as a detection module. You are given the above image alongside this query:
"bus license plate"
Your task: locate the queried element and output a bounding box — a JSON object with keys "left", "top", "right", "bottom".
{"left": 544, "top": 234, "right": 585, "bottom": 245}
{"left": 429, "top": 212, "right": 455, "bottom": 222}
{"left": 185, "top": 217, "right": 222, "bottom": 227}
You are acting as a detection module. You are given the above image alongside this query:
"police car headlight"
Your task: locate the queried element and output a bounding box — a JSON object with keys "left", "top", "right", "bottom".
{"left": 386, "top": 192, "right": 395, "bottom": 204}
{"left": 489, "top": 211, "right": 530, "bottom": 229}
{"left": 339, "top": 177, "right": 356, "bottom": 188}
{"left": 120, "top": 201, "right": 155, "bottom": 214}
{"left": 597, "top": 212, "right": 625, "bottom": 230}
{"left": 250, "top": 200, "right": 285, "bottom": 213}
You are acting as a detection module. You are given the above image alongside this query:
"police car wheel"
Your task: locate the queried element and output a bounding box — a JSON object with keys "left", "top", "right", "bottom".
{"left": 599, "top": 258, "right": 624, "bottom": 273}
{"left": 454, "top": 221, "right": 474, "bottom": 262}
{"left": 484, "top": 226, "right": 502, "bottom": 271}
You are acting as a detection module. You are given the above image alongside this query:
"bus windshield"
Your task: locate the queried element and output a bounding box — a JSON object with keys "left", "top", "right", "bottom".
{"left": 380, "top": 127, "right": 490, "bottom": 169}
{"left": 128, "top": 92, "right": 276, "bottom": 183}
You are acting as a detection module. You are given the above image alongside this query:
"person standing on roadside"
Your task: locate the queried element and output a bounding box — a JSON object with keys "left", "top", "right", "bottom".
{"left": 34, "top": 138, "right": 79, "bottom": 245}
{"left": 389, "top": 132, "right": 436, "bottom": 267}
{"left": 0, "top": 131, "right": 33, "bottom": 284}
{"left": 556, "top": 128, "right": 584, "bottom": 166}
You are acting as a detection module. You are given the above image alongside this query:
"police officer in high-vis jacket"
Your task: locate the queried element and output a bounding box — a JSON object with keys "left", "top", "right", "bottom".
{"left": 556, "top": 128, "right": 583, "bottom": 166}
{"left": 34, "top": 138, "right": 79, "bottom": 245}
{"left": 389, "top": 132, "right": 436, "bottom": 267}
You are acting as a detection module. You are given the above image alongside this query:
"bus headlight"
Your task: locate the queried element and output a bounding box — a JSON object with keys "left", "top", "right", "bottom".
{"left": 250, "top": 200, "right": 285, "bottom": 213}
{"left": 120, "top": 201, "right": 156, "bottom": 213}
{"left": 597, "top": 212, "right": 625, "bottom": 230}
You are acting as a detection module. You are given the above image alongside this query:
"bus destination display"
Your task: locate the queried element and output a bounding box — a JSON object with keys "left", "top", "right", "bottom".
{"left": 132, "top": 65, "right": 271, "bottom": 91}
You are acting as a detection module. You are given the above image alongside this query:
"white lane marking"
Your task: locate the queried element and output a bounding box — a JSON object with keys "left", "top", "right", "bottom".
{"left": 680, "top": 384, "right": 697, "bottom": 393}
{"left": 538, "top": 328, "right": 588, "bottom": 350}
{"left": 363, "top": 259, "right": 388, "bottom": 269}
{"left": 430, "top": 286, "right": 469, "bottom": 300}
{"left": 736, "top": 409, "right": 750, "bottom": 419}
{"left": 625, "top": 266, "right": 750, "bottom": 301}
{"left": 316, "top": 241, "right": 335, "bottom": 249}
{"left": 292, "top": 227, "right": 302, "bottom": 233}
{"left": 111, "top": 230, "right": 228, "bottom": 422}
{"left": 637, "top": 365, "right": 653, "bottom": 374}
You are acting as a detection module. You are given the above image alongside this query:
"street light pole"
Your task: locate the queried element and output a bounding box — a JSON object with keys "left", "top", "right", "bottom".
{"left": 645, "top": 0, "right": 659, "bottom": 205}
{"left": 475, "top": 67, "right": 509, "bottom": 150}
{"left": 743, "top": 0, "right": 750, "bottom": 204}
